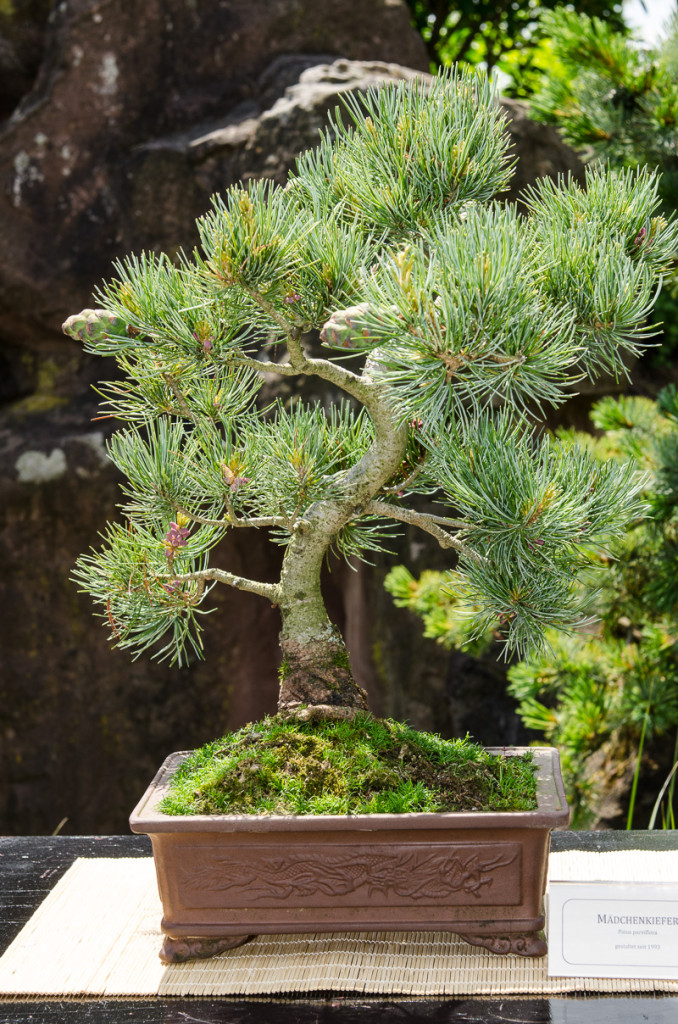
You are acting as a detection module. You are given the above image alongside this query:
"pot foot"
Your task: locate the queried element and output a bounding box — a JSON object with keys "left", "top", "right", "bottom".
{"left": 455, "top": 930, "right": 546, "bottom": 958}
{"left": 160, "top": 934, "right": 255, "bottom": 963}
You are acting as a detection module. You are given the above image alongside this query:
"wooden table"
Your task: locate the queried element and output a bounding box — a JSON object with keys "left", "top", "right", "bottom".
{"left": 1, "top": 831, "right": 677, "bottom": 1023}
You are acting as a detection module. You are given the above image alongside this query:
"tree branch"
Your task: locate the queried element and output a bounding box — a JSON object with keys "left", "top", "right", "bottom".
{"left": 238, "top": 285, "right": 368, "bottom": 398}
{"left": 162, "top": 373, "right": 199, "bottom": 423}
{"left": 286, "top": 333, "right": 368, "bottom": 399}
{"left": 227, "top": 335, "right": 368, "bottom": 395}
{"left": 368, "top": 499, "right": 468, "bottom": 530}
{"left": 163, "top": 567, "right": 279, "bottom": 603}
{"left": 241, "top": 284, "right": 300, "bottom": 338}
{"left": 365, "top": 500, "right": 484, "bottom": 564}
{"left": 174, "top": 506, "right": 287, "bottom": 530}
{"left": 380, "top": 458, "right": 427, "bottom": 494}
{"left": 227, "top": 352, "right": 300, "bottom": 376}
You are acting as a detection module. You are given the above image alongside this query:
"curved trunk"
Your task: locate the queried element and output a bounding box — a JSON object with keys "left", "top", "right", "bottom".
{"left": 276, "top": 503, "right": 370, "bottom": 719}
{"left": 276, "top": 378, "right": 409, "bottom": 718}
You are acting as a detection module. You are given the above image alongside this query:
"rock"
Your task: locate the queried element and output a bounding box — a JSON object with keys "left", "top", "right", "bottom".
{"left": 0, "top": 0, "right": 52, "bottom": 121}
{"left": 0, "top": 1, "right": 429, "bottom": 396}
{"left": 499, "top": 98, "right": 586, "bottom": 206}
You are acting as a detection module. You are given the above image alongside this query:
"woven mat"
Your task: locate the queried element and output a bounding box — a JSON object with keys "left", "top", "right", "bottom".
{"left": 1, "top": 852, "right": 678, "bottom": 999}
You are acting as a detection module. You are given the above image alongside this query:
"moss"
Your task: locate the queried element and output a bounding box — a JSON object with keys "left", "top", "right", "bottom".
{"left": 331, "top": 647, "right": 351, "bottom": 671}
{"left": 12, "top": 393, "right": 67, "bottom": 416}
{"left": 278, "top": 657, "right": 291, "bottom": 681}
{"left": 314, "top": 641, "right": 352, "bottom": 689}
{"left": 159, "top": 713, "right": 538, "bottom": 816}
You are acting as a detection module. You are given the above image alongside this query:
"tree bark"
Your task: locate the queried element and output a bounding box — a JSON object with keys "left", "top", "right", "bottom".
{"left": 278, "top": 629, "right": 369, "bottom": 720}
{"left": 276, "top": 501, "right": 370, "bottom": 718}
{"left": 274, "top": 371, "right": 410, "bottom": 718}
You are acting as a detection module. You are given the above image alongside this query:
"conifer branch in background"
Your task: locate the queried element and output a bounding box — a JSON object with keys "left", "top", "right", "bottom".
{"left": 528, "top": 7, "right": 678, "bottom": 365}
{"left": 404, "top": 0, "right": 626, "bottom": 96}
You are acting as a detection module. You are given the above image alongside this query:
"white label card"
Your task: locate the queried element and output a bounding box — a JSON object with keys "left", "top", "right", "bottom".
{"left": 548, "top": 881, "right": 678, "bottom": 979}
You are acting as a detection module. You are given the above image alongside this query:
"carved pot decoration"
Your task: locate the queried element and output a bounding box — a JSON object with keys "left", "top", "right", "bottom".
{"left": 130, "top": 746, "right": 569, "bottom": 963}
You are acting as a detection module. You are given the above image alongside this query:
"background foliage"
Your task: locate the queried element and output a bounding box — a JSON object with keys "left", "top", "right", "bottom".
{"left": 528, "top": 7, "right": 678, "bottom": 366}
{"left": 404, "top": 0, "right": 626, "bottom": 96}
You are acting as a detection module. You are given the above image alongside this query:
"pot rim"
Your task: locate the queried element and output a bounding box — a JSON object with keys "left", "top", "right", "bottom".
{"left": 130, "top": 745, "right": 570, "bottom": 834}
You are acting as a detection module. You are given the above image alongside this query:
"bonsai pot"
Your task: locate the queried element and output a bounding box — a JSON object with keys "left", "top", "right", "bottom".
{"left": 130, "top": 746, "right": 569, "bottom": 963}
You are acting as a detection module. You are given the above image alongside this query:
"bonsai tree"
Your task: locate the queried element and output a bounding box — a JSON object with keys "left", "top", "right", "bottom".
{"left": 64, "top": 68, "right": 678, "bottom": 725}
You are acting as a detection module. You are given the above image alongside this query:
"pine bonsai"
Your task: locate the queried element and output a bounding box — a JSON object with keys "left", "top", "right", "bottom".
{"left": 64, "top": 68, "right": 678, "bottom": 728}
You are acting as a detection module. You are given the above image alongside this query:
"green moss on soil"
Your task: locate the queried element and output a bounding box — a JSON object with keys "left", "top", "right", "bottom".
{"left": 159, "top": 713, "right": 538, "bottom": 816}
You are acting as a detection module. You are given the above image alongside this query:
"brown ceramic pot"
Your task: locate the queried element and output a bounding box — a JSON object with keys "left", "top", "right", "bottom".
{"left": 130, "top": 746, "right": 569, "bottom": 963}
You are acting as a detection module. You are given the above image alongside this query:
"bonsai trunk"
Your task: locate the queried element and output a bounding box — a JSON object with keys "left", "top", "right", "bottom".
{"left": 276, "top": 502, "right": 369, "bottom": 720}
{"left": 274, "top": 368, "right": 410, "bottom": 720}
{"left": 278, "top": 628, "right": 368, "bottom": 721}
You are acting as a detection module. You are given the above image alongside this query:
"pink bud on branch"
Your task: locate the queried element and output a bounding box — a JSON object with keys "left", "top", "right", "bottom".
{"left": 164, "top": 521, "right": 190, "bottom": 558}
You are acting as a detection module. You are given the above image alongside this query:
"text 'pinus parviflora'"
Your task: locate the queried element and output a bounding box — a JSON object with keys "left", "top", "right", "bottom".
{"left": 64, "top": 68, "right": 678, "bottom": 722}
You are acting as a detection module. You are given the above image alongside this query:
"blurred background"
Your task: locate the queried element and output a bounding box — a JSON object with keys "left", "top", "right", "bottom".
{"left": 2, "top": 0, "right": 677, "bottom": 836}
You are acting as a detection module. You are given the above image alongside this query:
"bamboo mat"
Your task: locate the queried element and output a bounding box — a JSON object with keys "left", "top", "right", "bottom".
{"left": 1, "top": 852, "right": 677, "bottom": 999}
